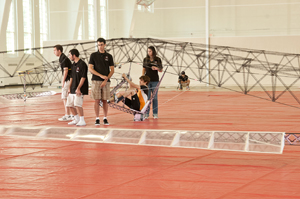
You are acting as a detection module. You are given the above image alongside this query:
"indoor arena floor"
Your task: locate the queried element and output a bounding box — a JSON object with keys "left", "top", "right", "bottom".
{"left": 1, "top": 88, "right": 300, "bottom": 198}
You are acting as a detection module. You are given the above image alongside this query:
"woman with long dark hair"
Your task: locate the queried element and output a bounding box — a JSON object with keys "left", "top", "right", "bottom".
{"left": 142, "top": 46, "right": 163, "bottom": 119}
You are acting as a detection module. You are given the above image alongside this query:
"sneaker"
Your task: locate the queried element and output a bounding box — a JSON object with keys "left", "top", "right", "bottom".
{"left": 76, "top": 120, "right": 86, "bottom": 126}
{"left": 95, "top": 119, "right": 100, "bottom": 125}
{"left": 58, "top": 115, "right": 72, "bottom": 121}
{"left": 153, "top": 114, "right": 158, "bottom": 119}
{"left": 144, "top": 114, "right": 149, "bottom": 119}
{"left": 103, "top": 118, "right": 109, "bottom": 125}
{"left": 68, "top": 120, "right": 78, "bottom": 125}
{"left": 186, "top": 86, "right": 190, "bottom": 90}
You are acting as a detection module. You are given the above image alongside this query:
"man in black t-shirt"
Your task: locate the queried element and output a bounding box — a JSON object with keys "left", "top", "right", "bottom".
{"left": 178, "top": 71, "right": 190, "bottom": 90}
{"left": 66, "top": 49, "right": 89, "bottom": 126}
{"left": 54, "top": 44, "right": 72, "bottom": 121}
{"left": 88, "top": 38, "right": 114, "bottom": 126}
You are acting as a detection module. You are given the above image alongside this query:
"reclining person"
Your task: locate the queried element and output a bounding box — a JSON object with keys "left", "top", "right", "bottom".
{"left": 111, "top": 73, "right": 150, "bottom": 112}
{"left": 178, "top": 71, "right": 190, "bottom": 90}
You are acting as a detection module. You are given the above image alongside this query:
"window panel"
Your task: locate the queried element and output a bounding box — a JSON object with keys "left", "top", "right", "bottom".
{"left": 100, "top": 0, "right": 107, "bottom": 38}
{"left": 23, "top": 0, "right": 32, "bottom": 53}
{"left": 88, "top": 0, "right": 95, "bottom": 40}
{"left": 78, "top": 20, "right": 83, "bottom": 40}
{"left": 6, "top": 0, "right": 15, "bottom": 53}
{"left": 39, "top": 0, "right": 48, "bottom": 52}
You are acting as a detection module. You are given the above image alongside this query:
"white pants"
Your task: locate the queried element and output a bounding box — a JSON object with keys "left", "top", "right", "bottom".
{"left": 61, "top": 81, "right": 70, "bottom": 100}
{"left": 66, "top": 94, "right": 84, "bottom": 107}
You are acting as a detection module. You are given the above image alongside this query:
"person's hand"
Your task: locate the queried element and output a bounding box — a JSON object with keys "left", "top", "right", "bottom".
{"left": 76, "top": 89, "right": 82, "bottom": 96}
{"left": 100, "top": 74, "right": 108, "bottom": 81}
{"left": 62, "top": 82, "right": 65, "bottom": 88}
{"left": 122, "top": 73, "right": 126, "bottom": 78}
{"left": 100, "top": 81, "right": 107, "bottom": 88}
{"left": 68, "top": 88, "right": 71, "bottom": 94}
{"left": 151, "top": 66, "right": 157, "bottom": 70}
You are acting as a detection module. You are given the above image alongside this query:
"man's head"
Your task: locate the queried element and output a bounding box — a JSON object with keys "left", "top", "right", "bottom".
{"left": 181, "top": 71, "right": 185, "bottom": 76}
{"left": 97, "top": 38, "right": 106, "bottom": 53}
{"left": 139, "top": 75, "right": 150, "bottom": 86}
{"left": 68, "top": 49, "right": 80, "bottom": 61}
{"left": 53, "top": 45, "right": 63, "bottom": 57}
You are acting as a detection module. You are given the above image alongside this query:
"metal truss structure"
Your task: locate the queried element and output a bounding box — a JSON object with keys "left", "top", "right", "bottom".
{"left": 1, "top": 91, "right": 55, "bottom": 100}
{"left": 285, "top": 133, "right": 300, "bottom": 145}
{"left": 1, "top": 38, "right": 300, "bottom": 108}
{"left": 1, "top": 38, "right": 300, "bottom": 144}
{"left": 0, "top": 126, "right": 285, "bottom": 154}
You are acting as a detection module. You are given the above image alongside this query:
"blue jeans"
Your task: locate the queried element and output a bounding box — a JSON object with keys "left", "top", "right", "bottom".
{"left": 147, "top": 81, "right": 159, "bottom": 115}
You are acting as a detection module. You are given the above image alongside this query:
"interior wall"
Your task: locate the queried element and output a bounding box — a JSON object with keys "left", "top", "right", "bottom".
{"left": 209, "top": 0, "right": 300, "bottom": 37}
{"left": 49, "top": 0, "right": 81, "bottom": 41}
{"left": 108, "top": 0, "right": 135, "bottom": 38}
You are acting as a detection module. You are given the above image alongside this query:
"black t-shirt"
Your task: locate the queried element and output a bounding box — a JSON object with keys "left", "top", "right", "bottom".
{"left": 59, "top": 53, "right": 72, "bottom": 82}
{"left": 179, "top": 75, "right": 189, "bottom": 82}
{"left": 70, "top": 59, "right": 89, "bottom": 95}
{"left": 143, "top": 57, "right": 162, "bottom": 82}
{"left": 89, "top": 51, "right": 114, "bottom": 82}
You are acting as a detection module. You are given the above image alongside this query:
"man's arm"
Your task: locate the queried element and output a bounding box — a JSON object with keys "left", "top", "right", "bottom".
{"left": 100, "top": 65, "right": 114, "bottom": 88}
{"left": 75, "top": 77, "right": 86, "bottom": 96}
{"left": 108, "top": 66, "right": 114, "bottom": 79}
{"left": 88, "top": 64, "right": 108, "bottom": 80}
{"left": 68, "top": 78, "right": 73, "bottom": 94}
{"left": 122, "top": 73, "right": 139, "bottom": 89}
{"left": 62, "top": 67, "right": 68, "bottom": 86}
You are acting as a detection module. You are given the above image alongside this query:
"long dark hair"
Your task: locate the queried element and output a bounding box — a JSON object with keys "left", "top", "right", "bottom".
{"left": 146, "top": 46, "right": 157, "bottom": 59}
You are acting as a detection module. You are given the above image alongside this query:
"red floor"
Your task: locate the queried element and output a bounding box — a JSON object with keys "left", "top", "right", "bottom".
{"left": 1, "top": 90, "right": 300, "bottom": 198}
{"left": 1, "top": 90, "right": 300, "bottom": 132}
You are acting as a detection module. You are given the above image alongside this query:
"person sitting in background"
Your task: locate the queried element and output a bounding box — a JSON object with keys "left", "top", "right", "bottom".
{"left": 178, "top": 71, "right": 190, "bottom": 90}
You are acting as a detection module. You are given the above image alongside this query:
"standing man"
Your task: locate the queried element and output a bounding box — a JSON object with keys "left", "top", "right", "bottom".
{"left": 88, "top": 38, "right": 114, "bottom": 125}
{"left": 54, "top": 44, "right": 72, "bottom": 121}
{"left": 66, "top": 49, "right": 89, "bottom": 126}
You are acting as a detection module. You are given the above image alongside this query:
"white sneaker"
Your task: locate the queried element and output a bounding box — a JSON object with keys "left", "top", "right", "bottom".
{"left": 153, "top": 114, "right": 158, "bottom": 119}
{"left": 58, "top": 115, "right": 72, "bottom": 121}
{"left": 68, "top": 120, "right": 78, "bottom": 125}
{"left": 76, "top": 120, "right": 86, "bottom": 126}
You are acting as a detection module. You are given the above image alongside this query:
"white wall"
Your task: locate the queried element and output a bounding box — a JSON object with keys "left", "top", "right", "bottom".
{"left": 108, "top": 0, "right": 135, "bottom": 38}
{"left": 49, "top": 0, "right": 81, "bottom": 41}
{"left": 209, "top": 0, "right": 300, "bottom": 37}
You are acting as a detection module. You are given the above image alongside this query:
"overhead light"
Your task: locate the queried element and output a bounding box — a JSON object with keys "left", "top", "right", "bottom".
{"left": 136, "top": 0, "right": 155, "bottom": 6}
